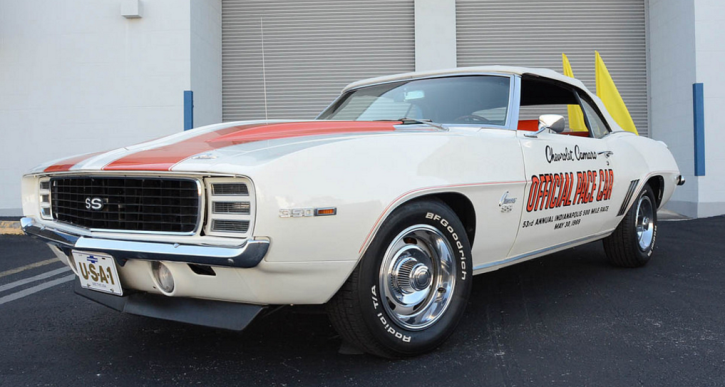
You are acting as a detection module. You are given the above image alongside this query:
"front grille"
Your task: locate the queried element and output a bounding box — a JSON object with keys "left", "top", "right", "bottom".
{"left": 51, "top": 176, "right": 200, "bottom": 233}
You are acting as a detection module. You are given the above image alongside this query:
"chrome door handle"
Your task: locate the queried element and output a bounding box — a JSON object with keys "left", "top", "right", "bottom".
{"left": 598, "top": 151, "right": 614, "bottom": 157}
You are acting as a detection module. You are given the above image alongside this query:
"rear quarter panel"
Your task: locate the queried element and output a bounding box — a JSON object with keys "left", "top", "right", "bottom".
{"left": 602, "top": 132, "right": 680, "bottom": 233}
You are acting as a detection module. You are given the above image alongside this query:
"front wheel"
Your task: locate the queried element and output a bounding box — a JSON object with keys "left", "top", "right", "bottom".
{"left": 326, "top": 199, "right": 472, "bottom": 358}
{"left": 603, "top": 183, "right": 657, "bottom": 267}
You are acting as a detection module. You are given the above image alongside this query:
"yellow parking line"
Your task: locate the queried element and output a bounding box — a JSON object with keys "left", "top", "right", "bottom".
{"left": 0, "top": 258, "right": 59, "bottom": 279}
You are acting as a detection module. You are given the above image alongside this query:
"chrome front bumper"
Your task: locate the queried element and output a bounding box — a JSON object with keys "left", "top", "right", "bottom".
{"left": 20, "top": 217, "right": 269, "bottom": 269}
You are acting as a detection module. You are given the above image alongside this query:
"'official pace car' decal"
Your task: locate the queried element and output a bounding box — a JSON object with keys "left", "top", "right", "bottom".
{"left": 522, "top": 169, "right": 614, "bottom": 231}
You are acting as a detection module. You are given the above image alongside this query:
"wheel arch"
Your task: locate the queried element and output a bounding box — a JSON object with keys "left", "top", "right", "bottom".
{"left": 358, "top": 189, "right": 480, "bottom": 260}
{"left": 407, "top": 192, "right": 477, "bottom": 247}
{"left": 646, "top": 175, "right": 665, "bottom": 208}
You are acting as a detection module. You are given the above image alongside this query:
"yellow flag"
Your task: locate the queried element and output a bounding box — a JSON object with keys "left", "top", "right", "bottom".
{"left": 595, "top": 51, "right": 638, "bottom": 135}
{"left": 562, "top": 54, "right": 587, "bottom": 132}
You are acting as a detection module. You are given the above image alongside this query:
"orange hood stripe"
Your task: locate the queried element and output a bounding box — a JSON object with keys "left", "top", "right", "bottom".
{"left": 44, "top": 151, "right": 106, "bottom": 173}
{"left": 101, "top": 121, "right": 399, "bottom": 171}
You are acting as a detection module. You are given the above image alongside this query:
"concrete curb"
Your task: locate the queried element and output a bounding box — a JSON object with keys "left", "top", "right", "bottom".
{"left": 0, "top": 221, "right": 22, "bottom": 235}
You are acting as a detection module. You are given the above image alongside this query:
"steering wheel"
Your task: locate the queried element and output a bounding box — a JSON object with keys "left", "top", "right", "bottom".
{"left": 454, "top": 114, "right": 493, "bottom": 124}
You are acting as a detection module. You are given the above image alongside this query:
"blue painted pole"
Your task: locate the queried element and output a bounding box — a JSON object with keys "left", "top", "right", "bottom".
{"left": 184, "top": 90, "right": 194, "bottom": 130}
{"left": 693, "top": 83, "right": 705, "bottom": 176}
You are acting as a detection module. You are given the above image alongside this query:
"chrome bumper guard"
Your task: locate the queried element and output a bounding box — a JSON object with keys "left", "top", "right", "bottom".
{"left": 21, "top": 217, "right": 269, "bottom": 269}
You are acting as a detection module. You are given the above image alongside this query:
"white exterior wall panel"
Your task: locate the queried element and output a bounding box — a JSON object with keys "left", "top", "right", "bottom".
{"left": 693, "top": 0, "right": 725, "bottom": 216}
{"left": 648, "top": 0, "right": 698, "bottom": 217}
{"left": 191, "top": 0, "right": 223, "bottom": 128}
{"left": 0, "top": 0, "right": 193, "bottom": 215}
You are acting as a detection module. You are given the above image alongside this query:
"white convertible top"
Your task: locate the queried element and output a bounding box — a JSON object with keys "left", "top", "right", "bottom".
{"left": 343, "top": 65, "right": 589, "bottom": 93}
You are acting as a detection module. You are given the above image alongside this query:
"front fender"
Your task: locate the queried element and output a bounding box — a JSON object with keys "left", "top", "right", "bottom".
{"left": 242, "top": 130, "right": 525, "bottom": 266}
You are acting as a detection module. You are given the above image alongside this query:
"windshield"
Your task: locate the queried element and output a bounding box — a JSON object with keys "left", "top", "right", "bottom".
{"left": 318, "top": 75, "right": 511, "bottom": 126}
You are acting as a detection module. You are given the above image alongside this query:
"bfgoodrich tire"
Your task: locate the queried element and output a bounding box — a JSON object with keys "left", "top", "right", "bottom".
{"left": 327, "top": 199, "right": 473, "bottom": 358}
{"left": 603, "top": 184, "right": 657, "bottom": 268}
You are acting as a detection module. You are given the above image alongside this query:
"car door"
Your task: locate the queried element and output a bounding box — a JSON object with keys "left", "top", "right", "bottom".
{"left": 577, "top": 92, "right": 643, "bottom": 235}
{"left": 508, "top": 90, "right": 618, "bottom": 257}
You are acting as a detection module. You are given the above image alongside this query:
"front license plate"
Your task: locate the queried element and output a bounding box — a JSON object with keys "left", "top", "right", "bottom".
{"left": 72, "top": 251, "right": 123, "bottom": 296}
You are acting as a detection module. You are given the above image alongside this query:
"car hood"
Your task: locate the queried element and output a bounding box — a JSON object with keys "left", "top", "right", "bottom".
{"left": 33, "top": 120, "right": 421, "bottom": 174}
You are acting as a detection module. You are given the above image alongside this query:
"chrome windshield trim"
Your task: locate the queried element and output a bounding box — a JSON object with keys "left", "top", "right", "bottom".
{"left": 341, "top": 71, "right": 516, "bottom": 92}
{"left": 21, "top": 217, "right": 268, "bottom": 269}
{"left": 317, "top": 72, "right": 519, "bottom": 130}
{"left": 506, "top": 75, "right": 522, "bottom": 130}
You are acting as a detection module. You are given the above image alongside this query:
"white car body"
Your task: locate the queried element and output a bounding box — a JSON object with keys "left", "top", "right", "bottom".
{"left": 20, "top": 66, "right": 681, "bottom": 329}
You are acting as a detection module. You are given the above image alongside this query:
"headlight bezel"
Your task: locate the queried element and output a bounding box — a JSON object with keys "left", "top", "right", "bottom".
{"left": 38, "top": 177, "right": 53, "bottom": 220}
{"left": 204, "top": 177, "right": 256, "bottom": 238}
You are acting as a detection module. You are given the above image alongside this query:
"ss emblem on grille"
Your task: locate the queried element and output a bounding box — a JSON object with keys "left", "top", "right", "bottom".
{"left": 85, "top": 197, "right": 105, "bottom": 211}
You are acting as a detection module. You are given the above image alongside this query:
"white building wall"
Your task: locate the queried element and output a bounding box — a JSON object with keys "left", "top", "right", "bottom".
{"left": 190, "top": 0, "right": 222, "bottom": 127}
{"left": 648, "top": 0, "right": 699, "bottom": 217}
{"left": 649, "top": 0, "right": 725, "bottom": 218}
{"left": 694, "top": 0, "right": 725, "bottom": 217}
{"left": 0, "top": 0, "right": 193, "bottom": 215}
{"left": 414, "top": 0, "right": 456, "bottom": 71}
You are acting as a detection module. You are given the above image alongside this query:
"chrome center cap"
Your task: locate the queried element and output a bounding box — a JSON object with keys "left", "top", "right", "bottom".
{"left": 392, "top": 257, "right": 432, "bottom": 294}
{"left": 410, "top": 265, "right": 432, "bottom": 291}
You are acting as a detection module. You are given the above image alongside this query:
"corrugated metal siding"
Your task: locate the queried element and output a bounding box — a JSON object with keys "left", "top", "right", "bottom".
{"left": 456, "top": 0, "right": 649, "bottom": 136}
{"left": 222, "top": 0, "right": 415, "bottom": 121}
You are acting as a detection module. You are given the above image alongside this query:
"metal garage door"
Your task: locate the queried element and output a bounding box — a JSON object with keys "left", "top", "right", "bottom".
{"left": 222, "top": 0, "right": 415, "bottom": 122}
{"left": 456, "top": 0, "right": 649, "bottom": 136}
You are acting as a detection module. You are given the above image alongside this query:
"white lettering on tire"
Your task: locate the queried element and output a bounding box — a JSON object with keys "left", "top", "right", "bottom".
{"left": 647, "top": 225, "right": 657, "bottom": 257}
{"left": 426, "top": 212, "right": 468, "bottom": 281}
{"left": 371, "top": 285, "right": 411, "bottom": 342}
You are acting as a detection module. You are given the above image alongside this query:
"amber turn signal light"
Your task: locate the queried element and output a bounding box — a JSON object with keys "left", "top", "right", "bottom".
{"left": 314, "top": 208, "right": 337, "bottom": 216}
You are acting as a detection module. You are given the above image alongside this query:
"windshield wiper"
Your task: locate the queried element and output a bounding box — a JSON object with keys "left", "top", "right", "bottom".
{"left": 396, "top": 118, "right": 448, "bottom": 131}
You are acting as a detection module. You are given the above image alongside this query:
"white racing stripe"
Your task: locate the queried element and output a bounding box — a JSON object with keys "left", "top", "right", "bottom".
{"left": 0, "top": 266, "right": 72, "bottom": 293}
{"left": 0, "top": 274, "right": 76, "bottom": 306}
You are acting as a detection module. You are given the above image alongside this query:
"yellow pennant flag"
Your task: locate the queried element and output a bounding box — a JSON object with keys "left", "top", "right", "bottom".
{"left": 595, "top": 51, "right": 638, "bottom": 135}
{"left": 562, "top": 54, "right": 588, "bottom": 132}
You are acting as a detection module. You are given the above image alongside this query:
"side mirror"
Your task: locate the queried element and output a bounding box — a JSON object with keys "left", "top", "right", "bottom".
{"left": 539, "top": 114, "right": 565, "bottom": 133}
{"left": 525, "top": 114, "right": 566, "bottom": 137}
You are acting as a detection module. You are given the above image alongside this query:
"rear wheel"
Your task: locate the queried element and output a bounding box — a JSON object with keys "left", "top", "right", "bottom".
{"left": 327, "top": 199, "right": 472, "bottom": 358}
{"left": 603, "top": 184, "right": 657, "bottom": 267}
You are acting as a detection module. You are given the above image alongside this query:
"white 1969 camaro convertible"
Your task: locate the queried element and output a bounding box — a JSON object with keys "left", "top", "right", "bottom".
{"left": 21, "top": 66, "right": 683, "bottom": 357}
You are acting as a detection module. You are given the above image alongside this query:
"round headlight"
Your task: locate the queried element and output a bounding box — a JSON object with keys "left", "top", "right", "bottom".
{"left": 152, "top": 262, "right": 175, "bottom": 294}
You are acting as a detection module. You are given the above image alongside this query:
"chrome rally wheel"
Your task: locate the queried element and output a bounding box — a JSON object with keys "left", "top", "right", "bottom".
{"left": 327, "top": 199, "right": 472, "bottom": 358}
{"left": 379, "top": 225, "right": 456, "bottom": 331}
{"left": 635, "top": 195, "right": 655, "bottom": 251}
{"left": 604, "top": 183, "right": 658, "bottom": 268}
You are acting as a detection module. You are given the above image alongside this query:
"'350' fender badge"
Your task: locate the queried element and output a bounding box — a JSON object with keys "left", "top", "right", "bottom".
{"left": 499, "top": 191, "right": 517, "bottom": 213}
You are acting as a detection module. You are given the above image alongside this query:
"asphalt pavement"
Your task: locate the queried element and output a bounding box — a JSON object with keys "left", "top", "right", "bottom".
{"left": 0, "top": 216, "right": 724, "bottom": 386}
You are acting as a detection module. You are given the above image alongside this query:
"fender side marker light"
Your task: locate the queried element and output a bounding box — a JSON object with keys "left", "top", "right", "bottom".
{"left": 280, "top": 207, "right": 337, "bottom": 218}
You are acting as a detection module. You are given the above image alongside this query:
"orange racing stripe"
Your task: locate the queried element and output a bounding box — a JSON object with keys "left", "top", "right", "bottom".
{"left": 102, "top": 121, "right": 399, "bottom": 171}
{"left": 44, "top": 152, "right": 105, "bottom": 172}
